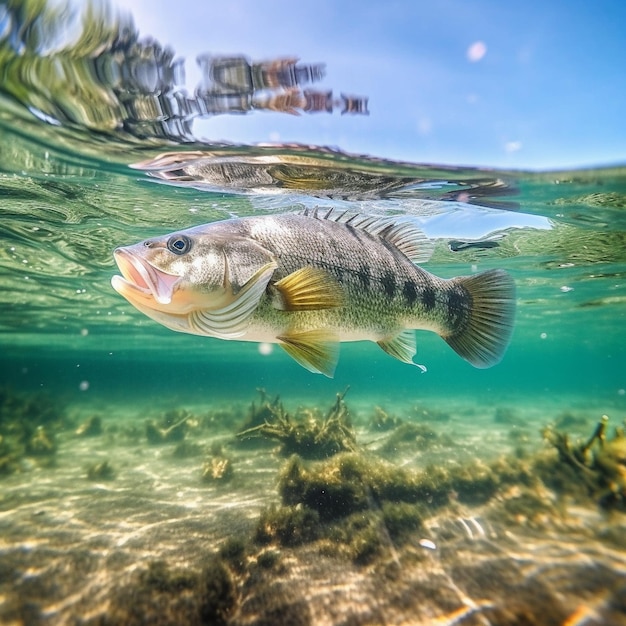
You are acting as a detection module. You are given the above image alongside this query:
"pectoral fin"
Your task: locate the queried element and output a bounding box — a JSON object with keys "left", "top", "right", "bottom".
{"left": 377, "top": 330, "right": 427, "bottom": 372}
{"left": 273, "top": 267, "right": 343, "bottom": 311}
{"left": 189, "top": 261, "right": 277, "bottom": 339}
{"left": 278, "top": 329, "right": 340, "bottom": 377}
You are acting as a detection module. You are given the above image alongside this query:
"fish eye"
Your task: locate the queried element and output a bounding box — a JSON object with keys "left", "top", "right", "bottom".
{"left": 167, "top": 234, "right": 192, "bottom": 255}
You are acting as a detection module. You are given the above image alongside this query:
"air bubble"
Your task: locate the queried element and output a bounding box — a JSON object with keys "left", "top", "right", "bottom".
{"left": 258, "top": 342, "right": 273, "bottom": 356}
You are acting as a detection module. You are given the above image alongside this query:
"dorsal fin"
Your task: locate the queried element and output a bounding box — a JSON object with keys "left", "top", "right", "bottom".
{"left": 301, "top": 207, "right": 434, "bottom": 264}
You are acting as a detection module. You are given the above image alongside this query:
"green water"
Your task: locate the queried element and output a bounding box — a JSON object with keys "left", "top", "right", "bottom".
{"left": 2, "top": 120, "right": 624, "bottom": 405}
{"left": 1, "top": 2, "right": 626, "bottom": 624}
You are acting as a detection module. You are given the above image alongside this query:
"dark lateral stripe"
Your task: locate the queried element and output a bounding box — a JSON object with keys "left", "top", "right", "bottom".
{"left": 421, "top": 286, "right": 436, "bottom": 310}
{"left": 356, "top": 266, "right": 371, "bottom": 288}
{"left": 381, "top": 270, "right": 396, "bottom": 298}
{"left": 403, "top": 280, "right": 418, "bottom": 306}
{"left": 446, "top": 288, "right": 470, "bottom": 329}
{"left": 447, "top": 288, "right": 467, "bottom": 312}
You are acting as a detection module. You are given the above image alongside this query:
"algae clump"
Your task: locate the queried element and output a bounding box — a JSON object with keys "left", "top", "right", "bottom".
{"left": 237, "top": 389, "right": 356, "bottom": 459}
{"left": 541, "top": 414, "right": 626, "bottom": 509}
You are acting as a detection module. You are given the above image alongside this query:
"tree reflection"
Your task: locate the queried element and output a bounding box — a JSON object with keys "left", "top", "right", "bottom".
{"left": 0, "top": 0, "right": 368, "bottom": 141}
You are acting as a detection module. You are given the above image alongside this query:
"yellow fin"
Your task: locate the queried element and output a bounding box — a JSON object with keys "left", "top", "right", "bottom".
{"left": 377, "top": 330, "right": 428, "bottom": 373}
{"left": 377, "top": 329, "right": 416, "bottom": 364}
{"left": 278, "top": 329, "right": 340, "bottom": 377}
{"left": 273, "top": 266, "right": 343, "bottom": 311}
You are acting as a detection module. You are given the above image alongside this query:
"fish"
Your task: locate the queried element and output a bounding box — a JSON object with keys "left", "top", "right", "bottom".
{"left": 448, "top": 239, "right": 500, "bottom": 252}
{"left": 111, "top": 209, "right": 515, "bottom": 377}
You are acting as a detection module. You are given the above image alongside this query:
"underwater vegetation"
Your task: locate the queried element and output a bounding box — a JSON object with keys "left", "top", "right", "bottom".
{"left": 99, "top": 558, "right": 237, "bottom": 626}
{"left": 146, "top": 409, "right": 192, "bottom": 444}
{"left": 228, "top": 396, "right": 626, "bottom": 574}
{"left": 251, "top": 450, "right": 538, "bottom": 565}
{"left": 236, "top": 388, "right": 357, "bottom": 459}
{"left": 0, "top": 387, "right": 67, "bottom": 430}
{"left": 1, "top": 386, "right": 625, "bottom": 625}
{"left": 493, "top": 406, "right": 522, "bottom": 425}
{"left": 542, "top": 414, "right": 626, "bottom": 509}
{"left": 369, "top": 405, "right": 403, "bottom": 431}
{"left": 75, "top": 414, "right": 103, "bottom": 437}
{"left": 0, "top": 387, "right": 68, "bottom": 475}
{"left": 202, "top": 454, "right": 234, "bottom": 483}
{"left": 236, "top": 388, "right": 291, "bottom": 432}
{"left": 378, "top": 421, "right": 455, "bottom": 455}
{"left": 86, "top": 459, "right": 116, "bottom": 481}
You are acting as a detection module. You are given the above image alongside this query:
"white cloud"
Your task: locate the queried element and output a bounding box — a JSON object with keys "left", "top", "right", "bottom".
{"left": 467, "top": 41, "right": 487, "bottom": 62}
{"left": 504, "top": 141, "right": 522, "bottom": 153}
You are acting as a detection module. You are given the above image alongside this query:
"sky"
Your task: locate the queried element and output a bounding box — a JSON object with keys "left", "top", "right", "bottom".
{"left": 120, "top": 0, "right": 625, "bottom": 170}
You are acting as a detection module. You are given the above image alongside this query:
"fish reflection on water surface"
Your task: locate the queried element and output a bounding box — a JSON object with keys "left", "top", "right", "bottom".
{"left": 111, "top": 209, "right": 515, "bottom": 376}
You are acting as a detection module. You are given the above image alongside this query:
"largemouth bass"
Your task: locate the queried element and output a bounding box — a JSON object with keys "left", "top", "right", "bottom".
{"left": 111, "top": 209, "right": 515, "bottom": 376}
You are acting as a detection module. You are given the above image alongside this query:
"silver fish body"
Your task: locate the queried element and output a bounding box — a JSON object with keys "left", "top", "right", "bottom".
{"left": 111, "top": 209, "right": 515, "bottom": 376}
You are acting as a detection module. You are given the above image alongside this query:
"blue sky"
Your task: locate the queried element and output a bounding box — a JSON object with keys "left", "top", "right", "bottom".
{"left": 124, "top": 0, "right": 625, "bottom": 170}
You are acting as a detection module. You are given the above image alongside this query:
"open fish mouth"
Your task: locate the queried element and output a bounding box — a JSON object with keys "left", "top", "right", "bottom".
{"left": 111, "top": 248, "right": 180, "bottom": 305}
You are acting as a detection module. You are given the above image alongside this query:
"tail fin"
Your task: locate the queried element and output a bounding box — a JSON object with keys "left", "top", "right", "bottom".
{"left": 444, "top": 269, "right": 516, "bottom": 368}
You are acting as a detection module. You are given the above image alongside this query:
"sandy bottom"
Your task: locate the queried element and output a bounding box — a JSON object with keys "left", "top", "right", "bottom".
{"left": 1, "top": 391, "right": 625, "bottom": 625}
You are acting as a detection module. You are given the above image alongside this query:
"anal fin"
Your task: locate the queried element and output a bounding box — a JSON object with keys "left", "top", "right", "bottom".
{"left": 278, "top": 329, "right": 340, "bottom": 377}
{"left": 377, "top": 330, "right": 427, "bottom": 372}
{"left": 273, "top": 266, "right": 343, "bottom": 311}
{"left": 377, "top": 329, "right": 416, "bottom": 364}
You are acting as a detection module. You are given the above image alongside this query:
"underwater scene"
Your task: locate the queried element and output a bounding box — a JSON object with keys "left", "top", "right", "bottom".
{"left": 1, "top": 1, "right": 626, "bottom": 624}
